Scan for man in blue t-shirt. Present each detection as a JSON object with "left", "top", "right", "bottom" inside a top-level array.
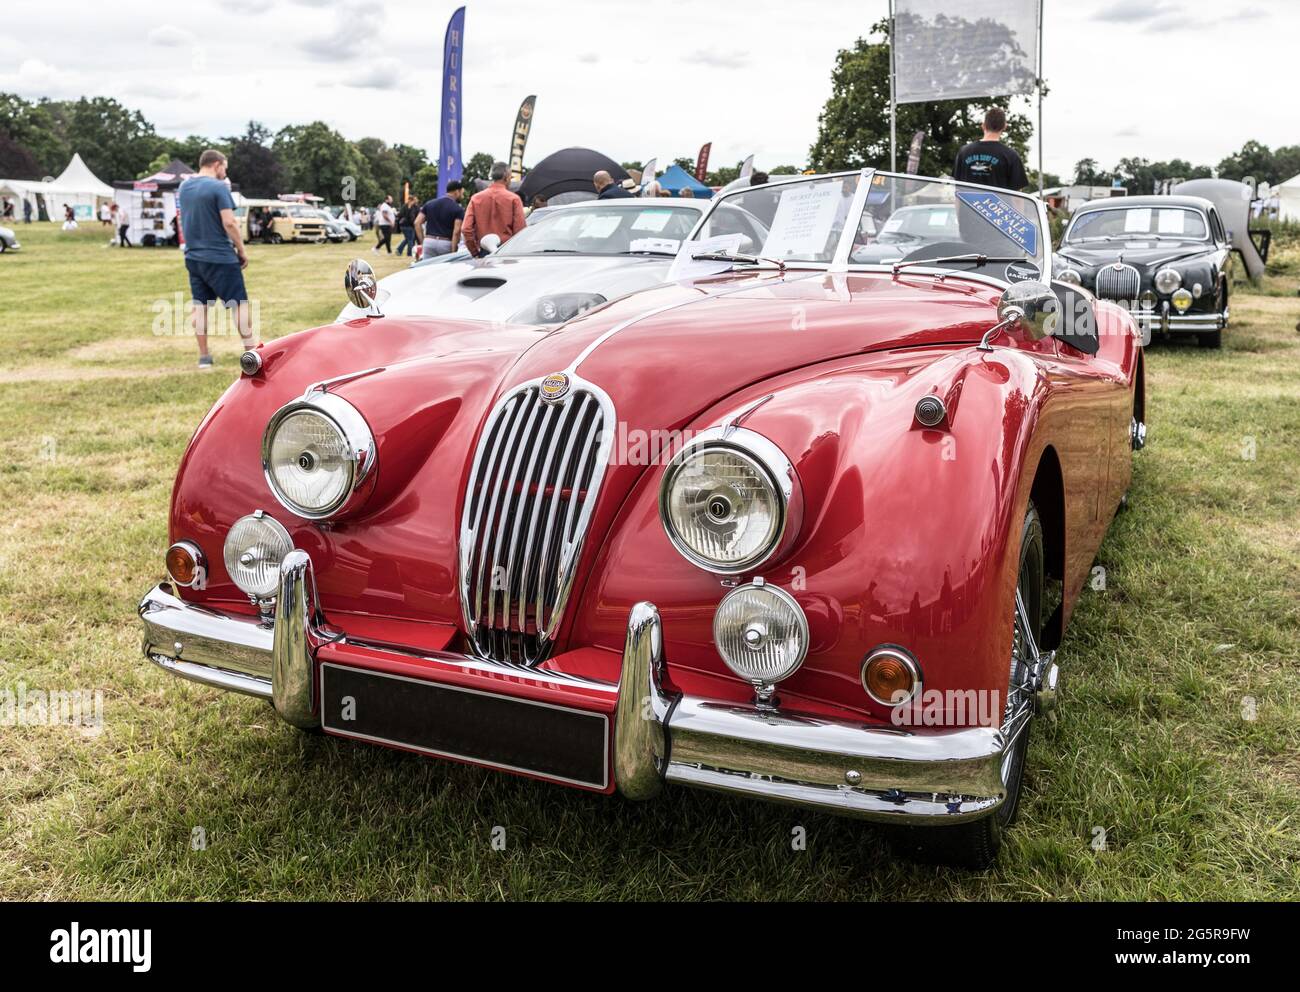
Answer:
[
  {"left": 176, "top": 149, "right": 256, "bottom": 371},
  {"left": 415, "top": 181, "right": 465, "bottom": 258}
]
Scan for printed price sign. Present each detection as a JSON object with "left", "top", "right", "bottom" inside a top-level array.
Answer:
[{"left": 956, "top": 190, "right": 1038, "bottom": 255}]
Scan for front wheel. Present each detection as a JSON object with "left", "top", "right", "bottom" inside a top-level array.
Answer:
[
  {"left": 1198, "top": 329, "right": 1222, "bottom": 349},
  {"left": 885, "top": 502, "right": 1044, "bottom": 869}
]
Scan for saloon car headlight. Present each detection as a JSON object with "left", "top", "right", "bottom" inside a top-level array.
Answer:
[
  {"left": 659, "top": 428, "right": 799, "bottom": 574},
  {"left": 1057, "top": 268, "right": 1082, "bottom": 285},
  {"left": 223, "top": 512, "right": 293, "bottom": 599},
  {"left": 514, "top": 293, "right": 607, "bottom": 324},
  {"left": 262, "top": 393, "right": 375, "bottom": 520},
  {"left": 714, "top": 580, "right": 809, "bottom": 687},
  {"left": 1154, "top": 268, "right": 1182, "bottom": 295}
]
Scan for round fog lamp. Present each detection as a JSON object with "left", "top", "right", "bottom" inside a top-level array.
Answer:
[
  {"left": 713, "top": 581, "right": 808, "bottom": 688},
  {"left": 1172, "top": 288, "right": 1193, "bottom": 313},
  {"left": 223, "top": 512, "right": 293, "bottom": 600},
  {"left": 862, "top": 646, "right": 922, "bottom": 706},
  {"left": 1139, "top": 291, "right": 1157, "bottom": 311}
]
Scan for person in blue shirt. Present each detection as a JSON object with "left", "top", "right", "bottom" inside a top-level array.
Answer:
[{"left": 176, "top": 150, "right": 256, "bottom": 371}]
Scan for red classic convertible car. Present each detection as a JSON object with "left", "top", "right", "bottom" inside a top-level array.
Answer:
[{"left": 140, "top": 171, "right": 1145, "bottom": 867}]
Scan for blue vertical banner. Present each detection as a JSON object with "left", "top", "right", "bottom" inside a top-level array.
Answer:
[{"left": 438, "top": 6, "right": 466, "bottom": 198}]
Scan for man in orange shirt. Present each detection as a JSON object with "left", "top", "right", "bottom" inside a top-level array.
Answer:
[{"left": 461, "top": 161, "right": 526, "bottom": 256}]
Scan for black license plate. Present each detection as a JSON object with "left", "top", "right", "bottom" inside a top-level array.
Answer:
[{"left": 319, "top": 662, "right": 609, "bottom": 789}]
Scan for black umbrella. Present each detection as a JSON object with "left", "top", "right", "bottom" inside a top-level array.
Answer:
[{"left": 518, "top": 147, "right": 629, "bottom": 203}]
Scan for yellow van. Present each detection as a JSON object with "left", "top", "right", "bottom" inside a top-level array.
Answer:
[{"left": 237, "top": 199, "right": 330, "bottom": 244}]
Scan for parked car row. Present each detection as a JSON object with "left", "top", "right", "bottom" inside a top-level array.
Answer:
[{"left": 141, "top": 168, "right": 1149, "bottom": 867}]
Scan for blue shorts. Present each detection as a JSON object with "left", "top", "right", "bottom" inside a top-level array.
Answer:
[{"left": 185, "top": 258, "right": 248, "bottom": 306}]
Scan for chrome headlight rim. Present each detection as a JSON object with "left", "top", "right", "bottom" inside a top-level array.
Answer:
[
  {"left": 1154, "top": 267, "right": 1182, "bottom": 295},
  {"left": 658, "top": 426, "right": 802, "bottom": 576},
  {"left": 713, "top": 580, "right": 810, "bottom": 687},
  {"left": 1057, "top": 268, "right": 1082, "bottom": 286},
  {"left": 261, "top": 392, "right": 376, "bottom": 521}
]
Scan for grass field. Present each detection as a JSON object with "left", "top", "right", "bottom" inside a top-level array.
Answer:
[{"left": 1, "top": 222, "right": 1297, "bottom": 900}]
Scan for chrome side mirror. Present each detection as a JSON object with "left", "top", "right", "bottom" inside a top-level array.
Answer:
[
  {"left": 981, "top": 281, "right": 1058, "bottom": 350},
  {"left": 344, "top": 258, "right": 381, "bottom": 316}
]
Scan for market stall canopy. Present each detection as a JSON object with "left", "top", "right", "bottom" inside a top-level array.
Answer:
[
  {"left": 655, "top": 164, "right": 713, "bottom": 199},
  {"left": 52, "top": 153, "right": 115, "bottom": 198},
  {"left": 118, "top": 159, "right": 197, "bottom": 191},
  {"left": 1277, "top": 173, "right": 1300, "bottom": 224},
  {"left": 0, "top": 152, "right": 115, "bottom": 219},
  {"left": 1174, "top": 178, "right": 1265, "bottom": 281},
  {"left": 518, "top": 147, "right": 628, "bottom": 204}
]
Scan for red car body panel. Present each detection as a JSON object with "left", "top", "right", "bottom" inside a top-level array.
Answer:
[{"left": 168, "top": 269, "right": 1142, "bottom": 754}]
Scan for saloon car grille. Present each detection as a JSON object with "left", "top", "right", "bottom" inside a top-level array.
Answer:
[
  {"left": 1095, "top": 262, "right": 1141, "bottom": 301},
  {"left": 459, "top": 379, "right": 613, "bottom": 664}
]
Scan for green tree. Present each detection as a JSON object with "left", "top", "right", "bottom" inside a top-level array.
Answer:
[
  {"left": 0, "top": 129, "right": 42, "bottom": 178},
  {"left": 809, "top": 19, "right": 1031, "bottom": 179},
  {"left": 275, "top": 122, "right": 370, "bottom": 204},
  {"left": 223, "top": 121, "right": 286, "bottom": 199},
  {"left": 1114, "top": 156, "right": 1212, "bottom": 195},
  {"left": 411, "top": 164, "right": 439, "bottom": 204},
  {"left": 43, "top": 96, "right": 161, "bottom": 181},
  {"left": 390, "top": 143, "right": 429, "bottom": 183},
  {"left": 356, "top": 137, "right": 404, "bottom": 202},
  {"left": 1072, "top": 158, "right": 1111, "bottom": 186},
  {"left": 462, "top": 151, "right": 496, "bottom": 184},
  {"left": 0, "top": 93, "right": 68, "bottom": 175},
  {"left": 1217, "top": 140, "right": 1300, "bottom": 187}
]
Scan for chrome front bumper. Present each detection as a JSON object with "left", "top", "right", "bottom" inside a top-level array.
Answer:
[
  {"left": 139, "top": 558, "right": 1015, "bottom": 824},
  {"left": 1136, "top": 306, "right": 1228, "bottom": 334}
]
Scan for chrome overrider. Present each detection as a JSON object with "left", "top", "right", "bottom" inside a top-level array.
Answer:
[{"left": 139, "top": 559, "right": 1042, "bottom": 823}]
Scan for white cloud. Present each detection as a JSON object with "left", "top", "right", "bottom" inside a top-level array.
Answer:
[
  {"left": 0, "top": 0, "right": 1295, "bottom": 180},
  {"left": 147, "top": 25, "right": 195, "bottom": 47},
  {"left": 342, "top": 59, "right": 403, "bottom": 90}
]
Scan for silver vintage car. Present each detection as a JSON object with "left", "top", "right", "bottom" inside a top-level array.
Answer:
[{"left": 336, "top": 197, "right": 769, "bottom": 325}]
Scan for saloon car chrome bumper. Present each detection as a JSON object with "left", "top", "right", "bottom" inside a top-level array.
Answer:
[
  {"left": 139, "top": 561, "right": 1014, "bottom": 823},
  {"left": 1136, "top": 307, "right": 1228, "bottom": 334}
]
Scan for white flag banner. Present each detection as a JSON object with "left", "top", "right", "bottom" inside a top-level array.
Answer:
[{"left": 894, "top": 0, "right": 1039, "bottom": 104}]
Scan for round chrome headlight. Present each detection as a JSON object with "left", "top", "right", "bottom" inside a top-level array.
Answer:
[
  {"left": 262, "top": 393, "right": 375, "bottom": 520},
  {"left": 1057, "top": 268, "right": 1081, "bottom": 285},
  {"left": 1154, "top": 268, "right": 1182, "bottom": 295},
  {"left": 659, "top": 428, "right": 799, "bottom": 574},
  {"left": 223, "top": 512, "right": 293, "bottom": 599},
  {"left": 713, "top": 581, "right": 809, "bottom": 686}
]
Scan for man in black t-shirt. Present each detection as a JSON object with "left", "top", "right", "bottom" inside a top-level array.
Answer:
[
  {"left": 953, "top": 108, "right": 1029, "bottom": 191},
  {"left": 416, "top": 181, "right": 466, "bottom": 257}
]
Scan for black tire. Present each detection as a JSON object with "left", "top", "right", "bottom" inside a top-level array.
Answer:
[
  {"left": 0, "top": 240, "right": 7, "bottom": 253},
  {"left": 1198, "top": 330, "right": 1222, "bottom": 349},
  {"left": 885, "top": 503, "right": 1044, "bottom": 869}
]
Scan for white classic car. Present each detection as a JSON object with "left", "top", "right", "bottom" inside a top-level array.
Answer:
[
  {"left": 336, "top": 198, "right": 769, "bottom": 325},
  {"left": 0, "top": 224, "right": 20, "bottom": 252}
]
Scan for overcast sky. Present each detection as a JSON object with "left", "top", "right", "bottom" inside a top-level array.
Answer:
[{"left": 0, "top": 0, "right": 1293, "bottom": 179}]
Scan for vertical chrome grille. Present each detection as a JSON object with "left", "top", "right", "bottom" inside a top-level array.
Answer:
[
  {"left": 459, "top": 377, "right": 614, "bottom": 664},
  {"left": 1095, "top": 262, "right": 1140, "bottom": 302}
]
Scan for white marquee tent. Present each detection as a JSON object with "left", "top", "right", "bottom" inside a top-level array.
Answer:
[
  {"left": 1278, "top": 174, "right": 1300, "bottom": 223},
  {"left": 0, "top": 153, "right": 115, "bottom": 221}
]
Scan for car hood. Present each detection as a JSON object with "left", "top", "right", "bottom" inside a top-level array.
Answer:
[
  {"left": 179, "top": 268, "right": 1003, "bottom": 634},
  {"left": 337, "top": 253, "right": 677, "bottom": 323},
  {"left": 1056, "top": 243, "right": 1214, "bottom": 270}
]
